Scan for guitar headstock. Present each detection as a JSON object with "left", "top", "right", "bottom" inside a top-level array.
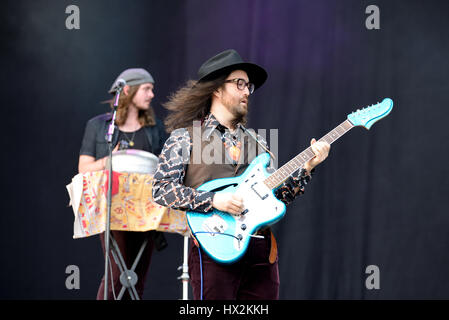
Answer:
[{"left": 347, "top": 98, "right": 393, "bottom": 130}]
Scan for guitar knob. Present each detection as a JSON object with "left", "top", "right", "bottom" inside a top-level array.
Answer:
[
  {"left": 241, "top": 224, "right": 247, "bottom": 230},
  {"left": 237, "top": 234, "right": 243, "bottom": 241}
]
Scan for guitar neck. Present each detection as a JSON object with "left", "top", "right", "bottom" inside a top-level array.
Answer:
[{"left": 264, "top": 119, "right": 354, "bottom": 190}]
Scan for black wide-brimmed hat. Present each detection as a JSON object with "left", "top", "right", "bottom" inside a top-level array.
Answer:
[{"left": 197, "top": 49, "right": 267, "bottom": 90}]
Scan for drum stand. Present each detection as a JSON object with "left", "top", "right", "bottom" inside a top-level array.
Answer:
[{"left": 108, "top": 233, "right": 148, "bottom": 300}]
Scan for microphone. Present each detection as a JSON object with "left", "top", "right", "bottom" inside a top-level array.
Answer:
[
  {"left": 112, "top": 78, "right": 126, "bottom": 92},
  {"left": 111, "top": 78, "right": 127, "bottom": 109}
]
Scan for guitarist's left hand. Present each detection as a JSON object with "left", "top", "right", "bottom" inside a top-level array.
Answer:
[{"left": 303, "top": 138, "right": 331, "bottom": 173}]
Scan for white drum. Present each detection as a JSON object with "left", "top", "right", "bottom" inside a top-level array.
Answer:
[{"left": 106, "top": 149, "right": 159, "bottom": 174}]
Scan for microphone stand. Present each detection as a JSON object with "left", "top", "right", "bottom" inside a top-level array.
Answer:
[{"left": 103, "top": 86, "right": 122, "bottom": 300}]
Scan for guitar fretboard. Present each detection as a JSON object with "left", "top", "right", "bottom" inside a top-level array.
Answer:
[{"left": 264, "top": 120, "right": 354, "bottom": 190}]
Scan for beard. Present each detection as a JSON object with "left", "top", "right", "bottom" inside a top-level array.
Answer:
[{"left": 222, "top": 94, "right": 249, "bottom": 126}]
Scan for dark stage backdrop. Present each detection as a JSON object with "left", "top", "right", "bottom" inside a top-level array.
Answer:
[{"left": 1, "top": 0, "right": 448, "bottom": 300}]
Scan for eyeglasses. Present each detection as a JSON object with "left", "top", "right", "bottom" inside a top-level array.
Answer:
[{"left": 224, "top": 78, "right": 255, "bottom": 94}]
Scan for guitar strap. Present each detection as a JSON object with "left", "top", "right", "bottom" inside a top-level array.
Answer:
[
  {"left": 240, "top": 125, "right": 278, "bottom": 265},
  {"left": 269, "top": 231, "right": 278, "bottom": 264},
  {"left": 240, "top": 125, "right": 277, "bottom": 161},
  {"left": 256, "top": 228, "right": 278, "bottom": 264}
]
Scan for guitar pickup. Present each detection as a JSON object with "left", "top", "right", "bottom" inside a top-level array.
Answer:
[{"left": 250, "top": 182, "right": 268, "bottom": 200}]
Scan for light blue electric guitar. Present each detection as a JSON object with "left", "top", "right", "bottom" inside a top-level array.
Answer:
[{"left": 187, "top": 98, "right": 394, "bottom": 264}]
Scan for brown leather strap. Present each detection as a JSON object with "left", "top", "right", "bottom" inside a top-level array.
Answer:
[
  {"left": 190, "top": 229, "right": 200, "bottom": 247},
  {"left": 269, "top": 230, "right": 278, "bottom": 264}
]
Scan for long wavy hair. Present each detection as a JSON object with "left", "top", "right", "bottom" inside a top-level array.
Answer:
[
  {"left": 108, "top": 84, "right": 156, "bottom": 126},
  {"left": 164, "top": 73, "right": 247, "bottom": 132}
]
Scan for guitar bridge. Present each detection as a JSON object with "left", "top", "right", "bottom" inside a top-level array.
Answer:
[{"left": 202, "top": 214, "right": 228, "bottom": 236}]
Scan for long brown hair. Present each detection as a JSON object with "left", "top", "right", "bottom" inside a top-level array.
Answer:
[
  {"left": 163, "top": 74, "right": 232, "bottom": 132},
  {"left": 108, "top": 84, "right": 156, "bottom": 126}
]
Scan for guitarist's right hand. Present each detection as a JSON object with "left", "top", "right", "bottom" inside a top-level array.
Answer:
[{"left": 212, "top": 193, "right": 245, "bottom": 216}]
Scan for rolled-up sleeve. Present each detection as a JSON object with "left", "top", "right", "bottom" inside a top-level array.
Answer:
[{"left": 79, "top": 118, "right": 97, "bottom": 157}]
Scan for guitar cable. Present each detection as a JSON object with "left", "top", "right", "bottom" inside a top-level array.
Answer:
[
  {"left": 192, "top": 231, "right": 241, "bottom": 300},
  {"left": 197, "top": 246, "right": 203, "bottom": 300},
  {"left": 193, "top": 231, "right": 240, "bottom": 240}
]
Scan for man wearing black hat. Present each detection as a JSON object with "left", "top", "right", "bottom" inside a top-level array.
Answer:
[
  {"left": 78, "top": 68, "right": 168, "bottom": 299},
  {"left": 152, "top": 50, "right": 330, "bottom": 299}
]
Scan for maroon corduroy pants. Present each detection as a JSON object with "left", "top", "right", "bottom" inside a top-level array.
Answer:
[{"left": 188, "top": 233, "right": 279, "bottom": 300}]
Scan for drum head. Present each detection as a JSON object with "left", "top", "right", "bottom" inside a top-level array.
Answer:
[{"left": 107, "top": 149, "right": 159, "bottom": 174}]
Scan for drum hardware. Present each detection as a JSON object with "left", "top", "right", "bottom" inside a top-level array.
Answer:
[
  {"left": 104, "top": 149, "right": 159, "bottom": 300},
  {"left": 177, "top": 236, "right": 190, "bottom": 300},
  {"left": 71, "top": 146, "right": 190, "bottom": 299},
  {"left": 109, "top": 236, "right": 149, "bottom": 300}
]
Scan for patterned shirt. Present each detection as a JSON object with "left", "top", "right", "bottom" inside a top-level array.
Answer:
[{"left": 152, "top": 113, "right": 314, "bottom": 212}]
